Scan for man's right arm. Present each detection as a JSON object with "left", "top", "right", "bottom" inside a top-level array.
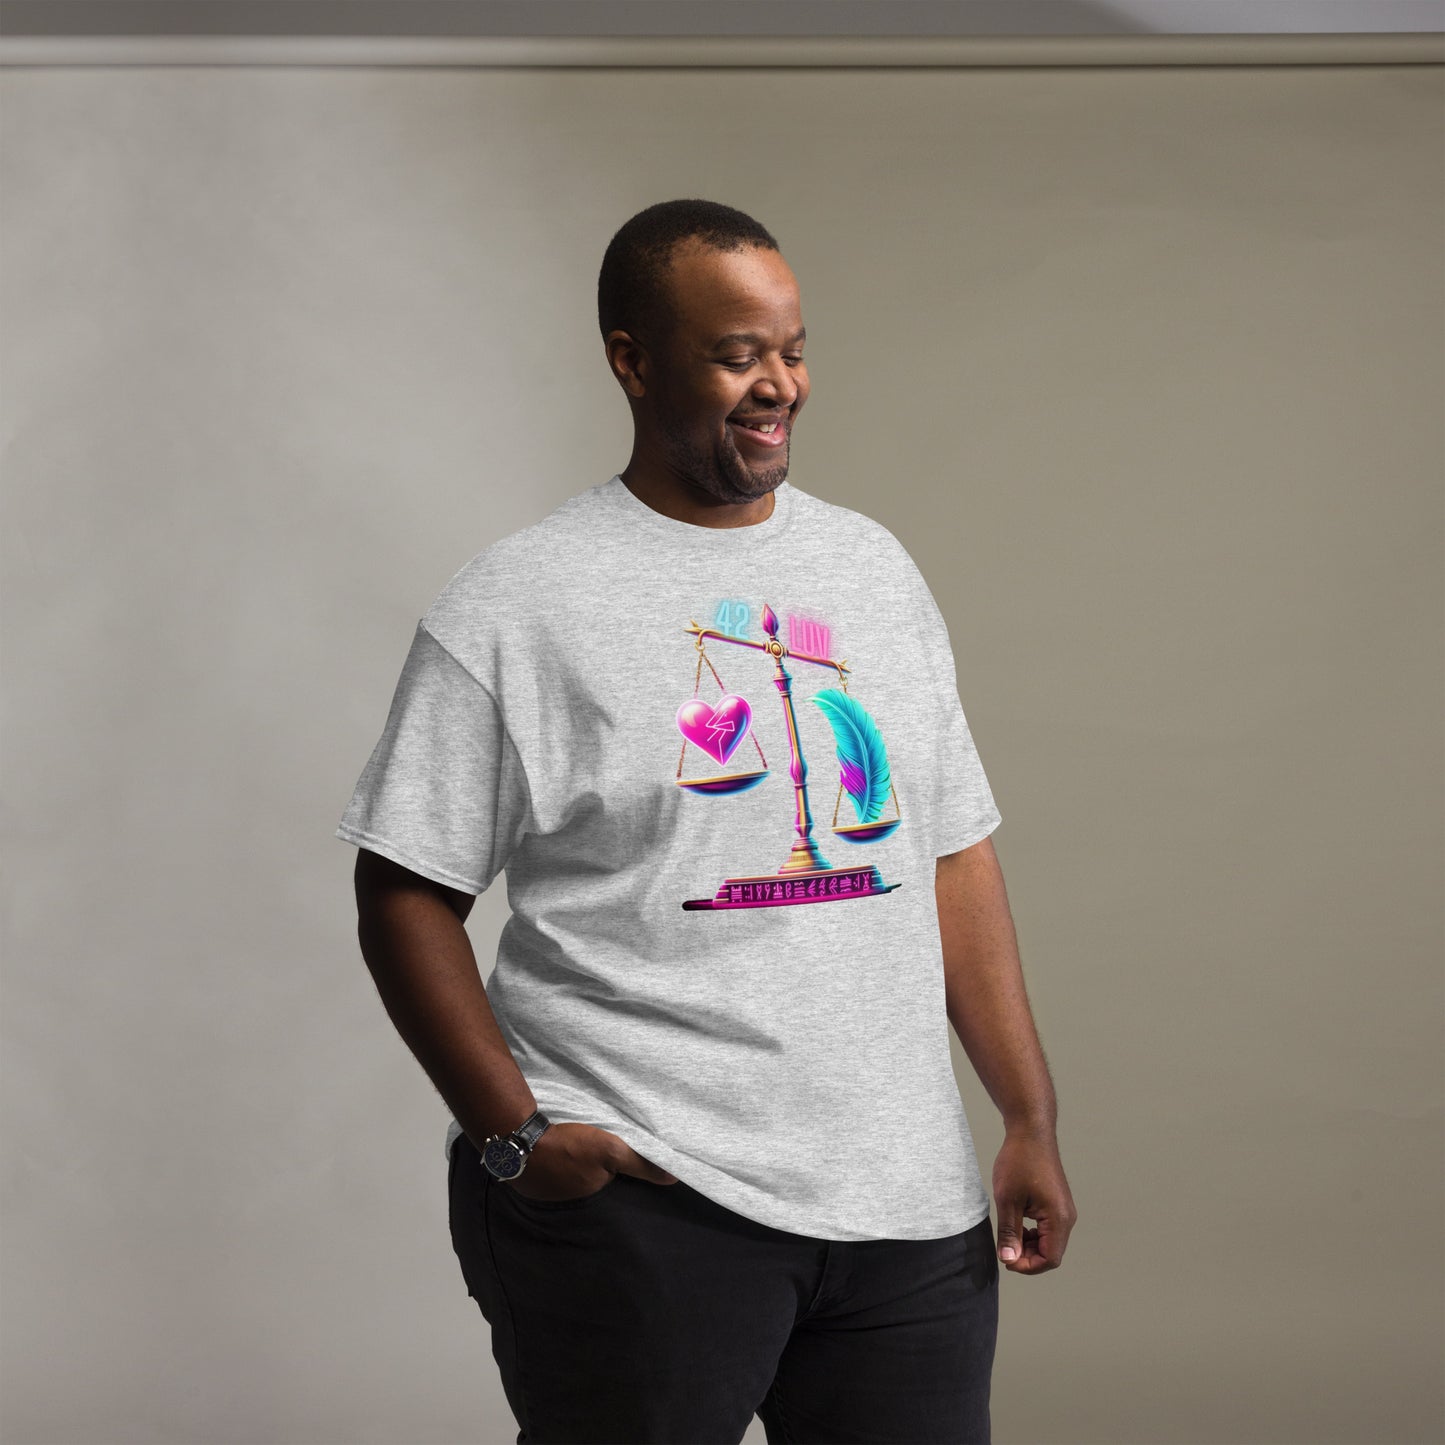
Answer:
[
  {"left": 350, "top": 847, "right": 678, "bottom": 1198},
  {"left": 351, "top": 847, "right": 538, "bottom": 1147}
]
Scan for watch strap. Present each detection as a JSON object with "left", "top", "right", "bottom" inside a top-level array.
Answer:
[{"left": 512, "top": 1109, "right": 551, "bottom": 1151}]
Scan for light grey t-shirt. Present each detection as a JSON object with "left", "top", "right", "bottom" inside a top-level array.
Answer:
[{"left": 335, "top": 474, "right": 1001, "bottom": 1241}]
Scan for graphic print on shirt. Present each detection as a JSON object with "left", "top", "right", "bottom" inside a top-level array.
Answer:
[{"left": 673, "top": 598, "right": 903, "bottom": 912}]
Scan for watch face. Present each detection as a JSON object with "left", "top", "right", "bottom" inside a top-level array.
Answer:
[{"left": 482, "top": 1138, "right": 525, "bottom": 1179}]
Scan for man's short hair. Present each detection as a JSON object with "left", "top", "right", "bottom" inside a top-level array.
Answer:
[{"left": 598, "top": 199, "right": 780, "bottom": 358}]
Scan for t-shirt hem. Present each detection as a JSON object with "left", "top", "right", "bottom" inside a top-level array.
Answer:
[
  {"left": 445, "top": 1114, "right": 991, "bottom": 1244},
  {"left": 334, "top": 824, "right": 486, "bottom": 895}
]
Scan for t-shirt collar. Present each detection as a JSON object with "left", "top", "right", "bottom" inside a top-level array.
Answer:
[{"left": 600, "top": 474, "right": 796, "bottom": 547}]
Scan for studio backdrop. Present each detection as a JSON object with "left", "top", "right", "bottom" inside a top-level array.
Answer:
[{"left": 3, "top": 31, "right": 1441, "bottom": 1445}]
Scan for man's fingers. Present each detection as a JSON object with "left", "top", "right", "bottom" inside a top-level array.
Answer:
[
  {"left": 621, "top": 1145, "right": 678, "bottom": 1185},
  {"left": 1007, "top": 1224, "right": 1062, "bottom": 1273},
  {"left": 1031, "top": 1209, "right": 1075, "bottom": 1269},
  {"left": 996, "top": 1206, "right": 1024, "bottom": 1262}
]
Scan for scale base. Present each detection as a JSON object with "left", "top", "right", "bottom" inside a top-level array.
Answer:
[{"left": 682, "top": 862, "right": 901, "bottom": 911}]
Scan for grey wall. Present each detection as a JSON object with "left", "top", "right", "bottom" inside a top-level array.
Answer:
[{"left": 2, "top": 36, "right": 1442, "bottom": 1445}]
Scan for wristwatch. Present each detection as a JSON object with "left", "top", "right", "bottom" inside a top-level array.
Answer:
[{"left": 480, "top": 1108, "right": 552, "bottom": 1180}]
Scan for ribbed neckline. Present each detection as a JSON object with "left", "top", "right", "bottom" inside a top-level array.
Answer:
[{"left": 597, "top": 473, "right": 796, "bottom": 547}]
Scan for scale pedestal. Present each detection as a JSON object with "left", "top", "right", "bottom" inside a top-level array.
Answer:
[{"left": 682, "top": 861, "right": 901, "bottom": 911}]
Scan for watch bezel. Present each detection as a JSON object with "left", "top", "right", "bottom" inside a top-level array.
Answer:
[{"left": 481, "top": 1135, "right": 528, "bottom": 1179}]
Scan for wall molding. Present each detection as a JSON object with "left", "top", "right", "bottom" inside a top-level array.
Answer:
[{"left": 2, "top": 32, "right": 1442, "bottom": 68}]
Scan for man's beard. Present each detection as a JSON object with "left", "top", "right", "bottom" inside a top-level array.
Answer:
[{"left": 657, "top": 416, "right": 789, "bottom": 505}]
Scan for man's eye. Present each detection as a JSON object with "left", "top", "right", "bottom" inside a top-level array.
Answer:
[{"left": 722, "top": 356, "right": 804, "bottom": 369}]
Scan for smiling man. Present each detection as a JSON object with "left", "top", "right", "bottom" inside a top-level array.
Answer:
[
  {"left": 337, "top": 198, "right": 1075, "bottom": 1444},
  {"left": 612, "top": 231, "right": 809, "bottom": 522}
]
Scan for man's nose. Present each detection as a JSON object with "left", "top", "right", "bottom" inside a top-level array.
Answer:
[{"left": 752, "top": 360, "right": 799, "bottom": 407}]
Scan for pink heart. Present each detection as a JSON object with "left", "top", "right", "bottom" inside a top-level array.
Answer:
[{"left": 676, "top": 694, "right": 752, "bottom": 766}]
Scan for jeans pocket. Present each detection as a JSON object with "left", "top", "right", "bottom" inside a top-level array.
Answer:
[{"left": 501, "top": 1170, "right": 626, "bottom": 1211}]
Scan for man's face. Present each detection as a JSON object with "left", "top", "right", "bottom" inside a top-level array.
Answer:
[{"left": 634, "top": 241, "right": 810, "bottom": 505}]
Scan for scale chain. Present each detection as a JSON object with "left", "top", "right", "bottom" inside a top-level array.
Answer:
[{"left": 676, "top": 638, "right": 769, "bottom": 779}]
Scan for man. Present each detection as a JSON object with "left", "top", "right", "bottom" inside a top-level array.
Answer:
[{"left": 336, "top": 198, "right": 1075, "bottom": 1445}]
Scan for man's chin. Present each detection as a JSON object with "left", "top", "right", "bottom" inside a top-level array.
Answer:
[
  {"left": 702, "top": 444, "right": 789, "bottom": 501},
  {"left": 729, "top": 478, "right": 784, "bottom": 505},
  {"left": 734, "top": 455, "right": 789, "bottom": 492}
]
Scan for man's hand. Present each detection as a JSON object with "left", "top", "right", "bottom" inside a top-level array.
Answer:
[
  {"left": 992, "top": 1124, "right": 1076, "bottom": 1273},
  {"left": 504, "top": 1121, "right": 679, "bottom": 1203}
]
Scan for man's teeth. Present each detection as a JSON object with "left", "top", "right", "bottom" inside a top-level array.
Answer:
[{"left": 738, "top": 421, "right": 777, "bottom": 432}]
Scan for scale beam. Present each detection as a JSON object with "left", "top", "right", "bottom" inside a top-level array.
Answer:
[{"left": 683, "top": 619, "right": 850, "bottom": 680}]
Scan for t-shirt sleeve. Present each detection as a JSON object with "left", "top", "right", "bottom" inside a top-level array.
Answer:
[
  {"left": 912, "top": 573, "right": 1002, "bottom": 856},
  {"left": 334, "top": 620, "right": 532, "bottom": 894}
]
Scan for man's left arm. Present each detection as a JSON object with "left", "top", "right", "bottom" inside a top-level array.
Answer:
[{"left": 936, "top": 833, "right": 1077, "bottom": 1274}]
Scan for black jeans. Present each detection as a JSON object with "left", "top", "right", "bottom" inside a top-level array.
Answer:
[{"left": 447, "top": 1131, "right": 998, "bottom": 1444}]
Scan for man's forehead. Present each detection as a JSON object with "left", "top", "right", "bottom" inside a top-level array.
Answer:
[
  {"left": 666, "top": 246, "right": 803, "bottom": 339},
  {"left": 707, "top": 326, "right": 808, "bottom": 349}
]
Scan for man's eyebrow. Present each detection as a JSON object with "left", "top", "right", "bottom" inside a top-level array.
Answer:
[{"left": 709, "top": 328, "right": 807, "bottom": 349}]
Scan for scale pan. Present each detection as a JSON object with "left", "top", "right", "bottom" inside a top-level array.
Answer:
[
  {"left": 676, "top": 769, "right": 769, "bottom": 796},
  {"left": 832, "top": 819, "right": 902, "bottom": 843}
]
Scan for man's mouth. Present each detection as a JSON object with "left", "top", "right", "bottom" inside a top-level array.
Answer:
[{"left": 728, "top": 415, "right": 789, "bottom": 449}]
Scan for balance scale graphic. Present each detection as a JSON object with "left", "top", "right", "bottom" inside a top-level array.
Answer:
[{"left": 675, "top": 601, "right": 903, "bottom": 911}]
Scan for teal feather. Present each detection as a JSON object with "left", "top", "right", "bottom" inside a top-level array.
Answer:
[{"left": 812, "top": 688, "right": 892, "bottom": 824}]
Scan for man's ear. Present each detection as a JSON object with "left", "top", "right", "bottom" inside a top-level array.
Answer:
[{"left": 605, "top": 330, "right": 648, "bottom": 400}]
